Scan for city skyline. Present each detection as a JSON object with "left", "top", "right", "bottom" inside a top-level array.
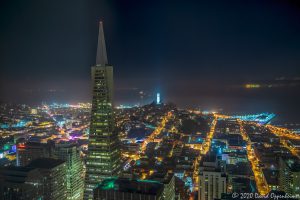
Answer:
[
  {"left": 0, "top": 0, "right": 300, "bottom": 123},
  {"left": 1, "top": 2, "right": 300, "bottom": 199}
]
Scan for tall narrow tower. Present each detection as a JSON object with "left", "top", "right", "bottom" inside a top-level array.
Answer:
[{"left": 84, "top": 21, "right": 120, "bottom": 200}]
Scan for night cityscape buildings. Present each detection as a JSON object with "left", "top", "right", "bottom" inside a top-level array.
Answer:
[
  {"left": 27, "top": 158, "right": 68, "bottom": 200},
  {"left": 84, "top": 22, "right": 121, "bottom": 200},
  {"left": 1, "top": 100, "right": 300, "bottom": 200},
  {"left": 14, "top": 140, "right": 84, "bottom": 200},
  {"left": 1, "top": 1, "right": 300, "bottom": 200},
  {"left": 16, "top": 140, "right": 52, "bottom": 167},
  {"left": 52, "top": 141, "right": 84, "bottom": 200},
  {"left": 279, "top": 156, "right": 300, "bottom": 196},
  {"left": 0, "top": 166, "right": 44, "bottom": 200},
  {"left": 198, "top": 154, "right": 227, "bottom": 200}
]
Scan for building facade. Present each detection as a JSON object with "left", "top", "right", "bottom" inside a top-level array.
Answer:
[
  {"left": 16, "top": 140, "right": 84, "bottom": 200},
  {"left": 0, "top": 158, "right": 68, "bottom": 200},
  {"left": 84, "top": 22, "right": 121, "bottom": 199},
  {"left": 52, "top": 141, "right": 84, "bottom": 200},
  {"left": 0, "top": 166, "right": 44, "bottom": 200},
  {"left": 279, "top": 157, "right": 300, "bottom": 197},
  {"left": 199, "top": 154, "right": 227, "bottom": 200},
  {"left": 16, "top": 141, "right": 52, "bottom": 166},
  {"left": 149, "top": 172, "right": 176, "bottom": 200},
  {"left": 28, "top": 158, "right": 68, "bottom": 200}
]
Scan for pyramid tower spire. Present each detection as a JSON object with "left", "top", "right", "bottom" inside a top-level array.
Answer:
[
  {"left": 85, "top": 21, "right": 120, "bottom": 200},
  {"left": 96, "top": 21, "right": 108, "bottom": 66}
]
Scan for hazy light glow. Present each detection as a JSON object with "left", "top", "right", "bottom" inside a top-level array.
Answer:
[{"left": 156, "top": 93, "right": 160, "bottom": 104}]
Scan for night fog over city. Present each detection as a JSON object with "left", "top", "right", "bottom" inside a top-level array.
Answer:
[
  {"left": 1, "top": 0, "right": 300, "bottom": 122},
  {"left": 1, "top": 1, "right": 300, "bottom": 200}
]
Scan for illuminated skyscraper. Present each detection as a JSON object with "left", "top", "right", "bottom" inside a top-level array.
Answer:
[
  {"left": 279, "top": 157, "right": 300, "bottom": 196},
  {"left": 198, "top": 154, "right": 227, "bottom": 200},
  {"left": 52, "top": 141, "right": 84, "bottom": 200},
  {"left": 28, "top": 158, "right": 68, "bottom": 200},
  {"left": 16, "top": 140, "right": 84, "bottom": 200},
  {"left": 84, "top": 21, "right": 121, "bottom": 200}
]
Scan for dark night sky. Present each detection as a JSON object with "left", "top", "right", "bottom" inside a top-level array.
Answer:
[{"left": 0, "top": 0, "right": 300, "bottom": 122}]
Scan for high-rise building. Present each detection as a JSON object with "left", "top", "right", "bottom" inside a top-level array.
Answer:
[
  {"left": 0, "top": 166, "right": 44, "bottom": 200},
  {"left": 16, "top": 140, "right": 84, "bottom": 200},
  {"left": 279, "top": 156, "right": 300, "bottom": 197},
  {"left": 149, "top": 172, "right": 176, "bottom": 200},
  {"left": 0, "top": 158, "right": 68, "bottom": 200},
  {"left": 52, "top": 141, "right": 84, "bottom": 200},
  {"left": 84, "top": 21, "right": 121, "bottom": 200},
  {"left": 199, "top": 154, "right": 227, "bottom": 200},
  {"left": 93, "top": 178, "right": 164, "bottom": 200},
  {"left": 27, "top": 158, "right": 68, "bottom": 200},
  {"left": 16, "top": 141, "right": 52, "bottom": 166}
]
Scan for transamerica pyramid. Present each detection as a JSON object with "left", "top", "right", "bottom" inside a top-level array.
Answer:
[{"left": 84, "top": 21, "right": 121, "bottom": 200}]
